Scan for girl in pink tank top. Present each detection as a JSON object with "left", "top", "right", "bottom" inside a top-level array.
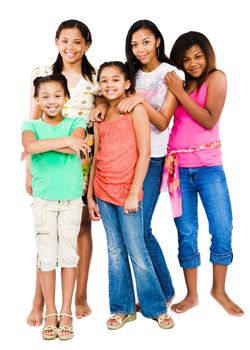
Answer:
[
  {"left": 87, "top": 61, "right": 175, "bottom": 330},
  {"left": 162, "top": 31, "right": 243, "bottom": 317}
]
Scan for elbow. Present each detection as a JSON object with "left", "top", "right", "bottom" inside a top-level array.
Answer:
[
  {"left": 23, "top": 145, "right": 32, "bottom": 154},
  {"left": 158, "top": 123, "right": 168, "bottom": 132},
  {"left": 205, "top": 122, "right": 217, "bottom": 130},
  {"left": 24, "top": 144, "right": 36, "bottom": 155}
]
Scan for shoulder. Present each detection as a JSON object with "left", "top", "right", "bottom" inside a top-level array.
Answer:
[
  {"left": 207, "top": 70, "right": 227, "bottom": 88},
  {"left": 161, "top": 62, "right": 185, "bottom": 80},
  {"left": 130, "top": 104, "right": 148, "bottom": 120},
  {"left": 69, "top": 116, "right": 87, "bottom": 128},
  {"left": 22, "top": 119, "right": 40, "bottom": 132},
  {"left": 31, "top": 65, "right": 52, "bottom": 80}
]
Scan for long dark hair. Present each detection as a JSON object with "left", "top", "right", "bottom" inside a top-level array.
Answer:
[
  {"left": 170, "top": 31, "right": 217, "bottom": 89},
  {"left": 52, "top": 19, "right": 95, "bottom": 83},
  {"left": 125, "top": 19, "right": 170, "bottom": 88}
]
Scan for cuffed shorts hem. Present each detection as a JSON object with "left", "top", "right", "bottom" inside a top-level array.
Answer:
[
  {"left": 210, "top": 250, "right": 233, "bottom": 265},
  {"left": 179, "top": 253, "right": 201, "bottom": 268},
  {"left": 38, "top": 264, "right": 57, "bottom": 272}
]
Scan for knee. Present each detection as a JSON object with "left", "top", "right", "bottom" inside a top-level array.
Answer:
[{"left": 78, "top": 219, "right": 91, "bottom": 238}]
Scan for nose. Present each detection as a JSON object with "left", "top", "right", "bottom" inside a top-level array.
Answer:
[
  {"left": 137, "top": 44, "right": 144, "bottom": 52},
  {"left": 47, "top": 97, "right": 56, "bottom": 104}
]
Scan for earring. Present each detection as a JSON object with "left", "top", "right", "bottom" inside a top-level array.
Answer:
[{"left": 157, "top": 47, "right": 160, "bottom": 58}]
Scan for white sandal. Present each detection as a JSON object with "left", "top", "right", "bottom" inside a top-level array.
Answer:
[
  {"left": 107, "top": 313, "right": 136, "bottom": 330},
  {"left": 42, "top": 313, "right": 58, "bottom": 340},
  {"left": 58, "top": 313, "right": 74, "bottom": 340}
]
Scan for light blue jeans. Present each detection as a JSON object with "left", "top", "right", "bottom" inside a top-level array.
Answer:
[
  {"left": 143, "top": 157, "right": 175, "bottom": 301},
  {"left": 96, "top": 197, "right": 167, "bottom": 318},
  {"left": 174, "top": 166, "right": 233, "bottom": 268}
]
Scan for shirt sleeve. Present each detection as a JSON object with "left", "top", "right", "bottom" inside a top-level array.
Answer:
[
  {"left": 172, "top": 66, "right": 185, "bottom": 80},
  {"left": 31, "top": 66, "right": 52, "bottom": 81},
  {"left": 72, "top": 117, "right": 87, "bottom": 131},
  {"left": 91, "top": 72, "right": 101, "bottom": 96},
  {"left": 21, "top": 120, "right": 35, "bottom": 133}
]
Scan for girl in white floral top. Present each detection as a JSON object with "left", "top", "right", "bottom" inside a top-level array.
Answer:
[{"left": 26, "top": 19, "right": 107, "bottom": 330}]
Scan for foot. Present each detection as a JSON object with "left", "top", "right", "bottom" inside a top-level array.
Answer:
[
  {"left": 171, "top": 294, "right": 199, "bottom": 313},
  {"left": 107, "top": 313, "right": 136, "bottom": 330},
  {"left": 58, "top": 313, "right": 74, "bottom": 340},
  {"left": 26, "top": 304, "right": 44, "bottom": 327},
  {"left": 42, "top": 313, "right": 58, "bottom": 340},
  {"left": 210, "top": 289, "right": 244, "bottom": 316},
  {"left": 155, "top": 313, "right": 175, "bottom": 329},
  {"left": 75, "top": 300, "right": 92, "bottom": 318},
  {"left": 135, "top": 303, "right": 141, "bottom": 313}
]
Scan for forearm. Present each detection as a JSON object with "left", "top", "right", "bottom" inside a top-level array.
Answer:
[
  {"left": 24, "top": 137, "right": 71, "bottom": 154},
  {"left": 129, "top": 153, "right": 150, "bottom": 197},
  {"left": 55, "top": 147, "right": 77, "bottom": 154},
  {"left": 142, "top": 100, "right": 170, "bottom": 131},
  {"left": 176, "top": 91, "right": 215, "bottom": 129},
  {"left": 87, "top": 158, "right": 96, "bottom": 200}
]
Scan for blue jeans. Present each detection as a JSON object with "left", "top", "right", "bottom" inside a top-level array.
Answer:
[
  {"left": 174, "top": 166, "right": 233, "bottom": 268},
  {"left": 96, "top": 197, "right": 167, "bottom": 318},
  {"left": 143, "top": 157, "right": 175, "bottom": 301}
]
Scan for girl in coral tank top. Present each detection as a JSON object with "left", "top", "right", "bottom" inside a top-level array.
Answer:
[
  {"left": 162, "top": 31, "right": 243, "bottom": 316},
  {"left": 87, "top": 61, "right": 175, "bottom": 330}
]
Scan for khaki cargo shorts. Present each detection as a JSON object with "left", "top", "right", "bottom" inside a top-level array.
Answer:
[{"left": 32, "top": 197, "right": 83, "bottom": 271}]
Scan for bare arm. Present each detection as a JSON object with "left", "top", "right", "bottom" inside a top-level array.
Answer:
[
  {"left": 166, "top": 70, "right": 227, "bottom": 129},
  {"left": 55, "top": 127, "right": 86, "bottom": 154},
  {"left": 87, "top": 123, "right": 101, "bottom": 220},
  {"left": 124, "top": 104, "right": 151, "bottom": 213},
  {"left": 22, "top": 129, "right": 87, "bottom": 157},
  {"left": 117, "top": 91, "right": 177, "bottom": 131}
]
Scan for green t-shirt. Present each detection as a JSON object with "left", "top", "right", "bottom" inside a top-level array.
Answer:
[{"left": 22, "top": 117, "right": 86, "bottom": 200}]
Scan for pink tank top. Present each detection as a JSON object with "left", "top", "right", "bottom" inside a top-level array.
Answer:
[
  {"left": 168, "top": 81, "right": 222, "bottom": 167},
  {"left": 94, "top": 114, "right": 143, "bottom": 206}
]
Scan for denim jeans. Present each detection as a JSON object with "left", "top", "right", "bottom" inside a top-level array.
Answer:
[
  {"left": 143, "top": 157, "right": 175, "bottom": 301},
  {"left": 174, "top": 166, "right": 233, "bottom": 268},
  {"left": 96, "top": 197, "right": 167, "bottom": 318}
]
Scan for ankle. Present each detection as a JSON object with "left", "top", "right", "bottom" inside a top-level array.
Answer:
[
  {"left": 32, "top": 301, "right": 44, "bottom": 310},
  {"left": 75, "top": 295, "right": 87, "bottom": 303}
]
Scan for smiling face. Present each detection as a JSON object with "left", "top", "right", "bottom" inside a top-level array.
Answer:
[
  {"left": 183, "top": 44, "right": 207, "bottom": 78},
  {"left": 131, "top": 28, "right": 160, "bottom": 69},
  {"left": 98, "top": 66, "right": 131, "bottom": 102},
  {"left": 56, "top": 27, "right": 90, "bottom": 65},
  {"left": 36, "top": 81, "right": 67, "bottom": 122}
]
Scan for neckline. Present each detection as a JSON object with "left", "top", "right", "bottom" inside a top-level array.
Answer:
[
  {"left": 68, "top": 76, "right": 83, "bottom": 90},
  {"left": 138, "top": 62, "right": 163, "bottom": 75},
  {"left": 40, "top": 117, "right": 66, "bottom": 127},
  {"left": 102, "top": 113, "right": 129, "bottom": 125}
]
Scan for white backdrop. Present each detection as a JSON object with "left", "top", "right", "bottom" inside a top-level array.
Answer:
[{"left": 1, "top": 0, "right": 249, "bottom": 349}]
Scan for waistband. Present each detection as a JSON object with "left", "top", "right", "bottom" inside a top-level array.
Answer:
[{"left": 160, "top": 141, "right": 221, "bottom": 218}]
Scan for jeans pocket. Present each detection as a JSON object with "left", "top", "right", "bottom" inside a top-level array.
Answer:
[
  {"left": 69, "top": 198, "right": 83, "bottom": 224},
  {"left": 32, "top": 198, "right": 47, "bottom": 226}
]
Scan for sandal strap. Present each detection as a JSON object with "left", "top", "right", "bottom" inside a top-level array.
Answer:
[
  {"left": 42, "top": 325, "right": 58, "bottom": 332},
  {"left": 157, "top": 313, "right": 173, "bottom": 326},
  {"left": 109, "top": 314, "right": 123, "bottom": 325},
  {"left": 158, "top": 313, "right": 171, "bottom": 322},
  {"left": 44, "top": 313, "right": 58, "bottom": 319},
  {"left": 60, "top": 313, "right": 73, "bottom": 319},
  {"left": 58, "top": 325, "right": 74, "bottom": 333}
]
